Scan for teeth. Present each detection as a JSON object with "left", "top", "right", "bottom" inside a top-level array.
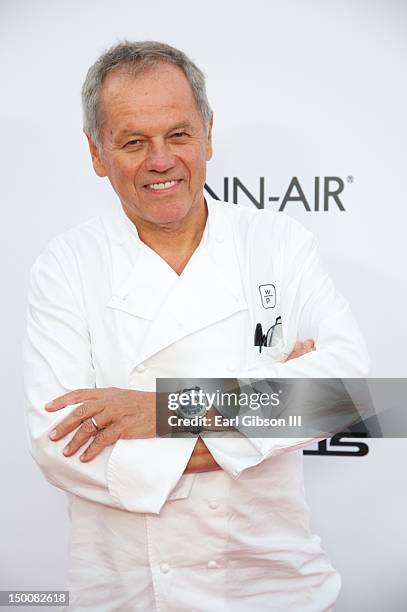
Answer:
[{"left": 147, "top": 180, "right": 178, "bottom": 190}]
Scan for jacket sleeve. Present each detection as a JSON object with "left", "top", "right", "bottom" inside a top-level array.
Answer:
[
  {"left": 202, "top": 221, "right": 370, "bottom": 477},
  {"left": 23, "top": 245, "right": 123, "bottom": 508},
  {"left": 23, "top": 244, "right": 195, "bottom": 513}
]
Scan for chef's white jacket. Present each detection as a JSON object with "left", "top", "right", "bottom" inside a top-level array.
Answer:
[{"left": 23, "top": 196, "right": 369, "bottom": 611}]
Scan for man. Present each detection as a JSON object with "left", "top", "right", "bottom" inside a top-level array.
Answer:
[{"left": 23, "top": 41, "right": 368, "bottom": 611}]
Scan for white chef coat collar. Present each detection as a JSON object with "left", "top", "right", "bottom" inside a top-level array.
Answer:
[{"left": 104, "top": 195, "right": 248, "bottom": 364}]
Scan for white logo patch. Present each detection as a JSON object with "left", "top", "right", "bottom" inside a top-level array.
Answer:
[{"left": 259, "top": 284, "right": 276, "bottom": 309}]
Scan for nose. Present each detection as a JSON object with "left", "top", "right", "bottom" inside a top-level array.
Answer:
[{"left": 144, "top": 139, "right": 176, "bottom": 173}]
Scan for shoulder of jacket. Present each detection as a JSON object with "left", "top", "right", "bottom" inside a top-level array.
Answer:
[
  {"left": 33, "top": 214, "right": 112, "bottom": 273},
  {"left": 50, "top": 214, "right": 108, "bottom": 248},
  {"left": 46, "top": 213, "right": 111, "bottom": 253}
]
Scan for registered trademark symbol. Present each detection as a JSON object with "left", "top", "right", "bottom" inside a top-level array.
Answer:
[{"left": 346, "top": 176, "right": 354, "bottom": 183}]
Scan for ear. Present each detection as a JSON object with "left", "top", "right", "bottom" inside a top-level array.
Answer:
[
  {"left": 84, "top": 130, "right": 108, "bottom": 177},
  {"left": 206, "top": 113, "right": 213, "bottom": 161}
]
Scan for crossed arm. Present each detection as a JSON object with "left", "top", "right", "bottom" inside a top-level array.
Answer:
[
  {"left": 25, "top": 229, "right": 368, "bottom": 512},
  {"left": 44, "top": 340, "right": 315, "bottom": 473}
]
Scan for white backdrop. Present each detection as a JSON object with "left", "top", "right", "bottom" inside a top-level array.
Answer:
[{"left": 1, "top": 1, "right": 406, "bottom": 610}]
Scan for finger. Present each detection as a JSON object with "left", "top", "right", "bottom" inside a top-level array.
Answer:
[
  {"left": 49, "top": 400, "right": 103, "bottom": 440},
  {"left": 293, "top": 345, "right": 314, "bottom": 358},
  {"left": 45, "top": 388, "right": 100, "bottom": 411},
  {"left": 286, "top": 343, "right": 304, "bottom": 361},
  {"left": 287, "top": 339, "right": 315, "bottom": 359},
  {"left": 303, "top": 339, "right": 315, "bottom": 350},
  {"left": 62, "top": 417, "right": 106, "bottom": 456},
  {"left": 80, "top": 425, "right": 121, "bottom": 462}
]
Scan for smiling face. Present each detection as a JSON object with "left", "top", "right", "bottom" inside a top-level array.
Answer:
[{"left": 87, "top": 62, "right": 213, "bottom": 229}]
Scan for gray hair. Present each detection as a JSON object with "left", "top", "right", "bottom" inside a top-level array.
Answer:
[{"left": 81, "top": 40, "right": 212, "bottom": 147}]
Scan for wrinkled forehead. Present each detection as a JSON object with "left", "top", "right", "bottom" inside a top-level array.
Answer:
[{"left": 99, "top": 62, "right": 197, "bottom": 120}]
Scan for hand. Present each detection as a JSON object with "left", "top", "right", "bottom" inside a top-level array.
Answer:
[
  {"left": 286, "top": 339, "right": 315, "bottom": 361},
  {"left": 46, "top": 387, "right": 155, "bottom": 462}
]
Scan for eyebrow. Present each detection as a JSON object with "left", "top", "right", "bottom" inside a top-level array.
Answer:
[{"left": 115, "top": 123, "right": 195, "bottom": 140}]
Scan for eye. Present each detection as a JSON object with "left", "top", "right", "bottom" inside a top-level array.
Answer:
[
  {"left": 125, "top": 139, "right": 143, "bottom": 147},
  {"left": 172, "top": 131, "right": 188, "bottom": 139}
]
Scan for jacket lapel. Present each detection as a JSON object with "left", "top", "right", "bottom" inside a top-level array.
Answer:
[
  {"left": 104, "top": 199, "right": 248, "bottom": 367},
  {"left": 107, "top": 246, "right": 178, "bottom": 321}
]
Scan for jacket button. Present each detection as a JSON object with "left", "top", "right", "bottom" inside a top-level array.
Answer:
[
  {"left": 216, "top": 234, "right": 224, "bottom": 243},
  {"left": 160, "top": 563, "right": 170, "bottom": 574},
  {"left": 135, "top": 363, "right": 146, "bottom": 373},
  {"left": 208, "top": 499, "right": 219, "bottom": 510},
  {"left": 207, "top": 560, "right": 218, "bottom": 569}
]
